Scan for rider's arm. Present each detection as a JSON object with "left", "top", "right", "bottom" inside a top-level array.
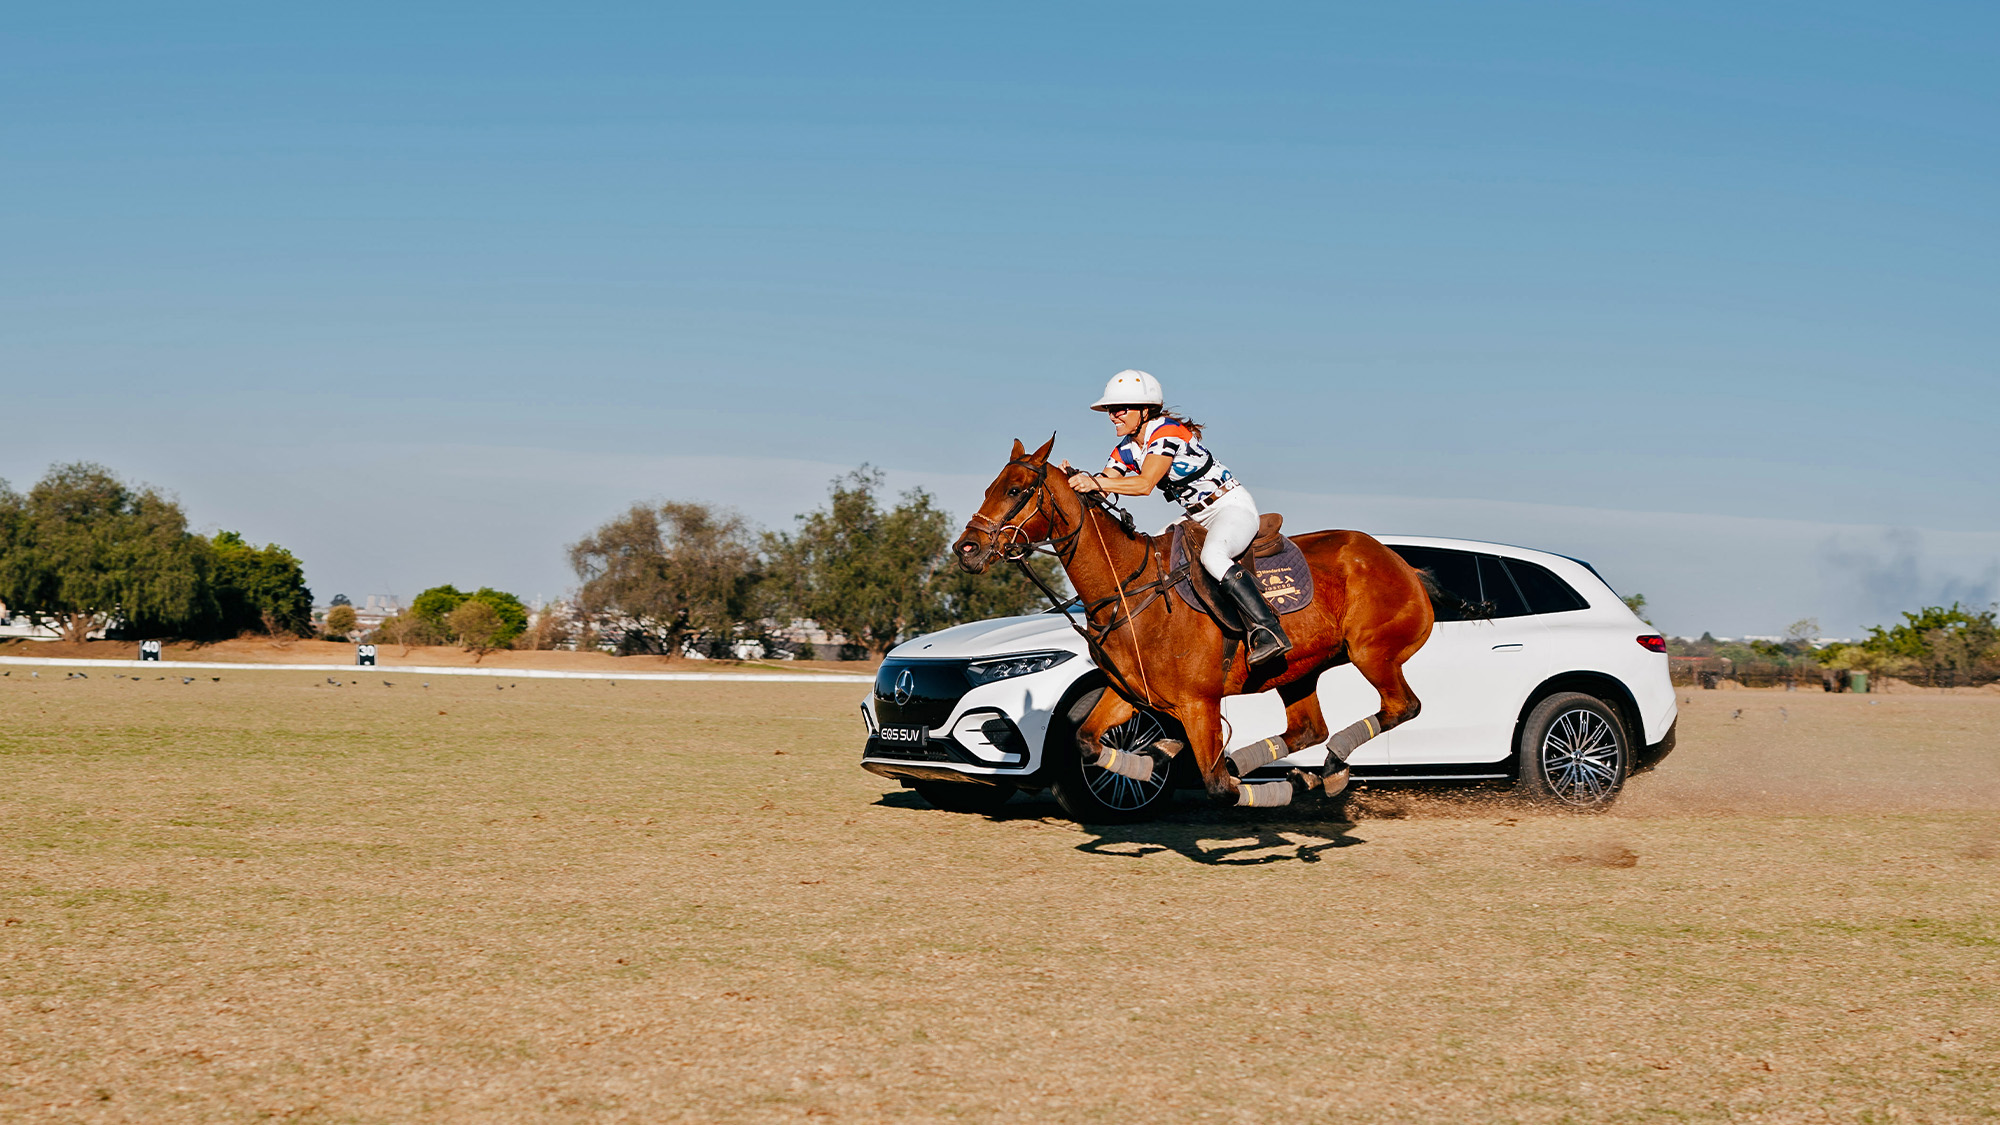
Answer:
[{"left": 1089, "top": 453, "right": 1173, "bottom": 496}]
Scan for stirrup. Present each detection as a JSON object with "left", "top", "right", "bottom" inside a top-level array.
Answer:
[{"left": 1246, "top": 624, "right": 1293, "bottom": 664}]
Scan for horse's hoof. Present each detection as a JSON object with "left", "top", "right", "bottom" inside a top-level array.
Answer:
[
  {"left": 1320, "top": 766, "right": 1351, "bottom": 799},
  {"left": 1287, "top": 769, "right": 1321, "bottom": 794}
]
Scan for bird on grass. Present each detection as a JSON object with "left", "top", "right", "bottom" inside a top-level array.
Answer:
[
  {"left": 1731, "top": 709, "right": 1742, "bottom": 720},
  {"left": 182, "top": 677, "right": 195, "bottom": 684},
  {"left": 383, "top": 681, "right": 394, "bottom": 687}
]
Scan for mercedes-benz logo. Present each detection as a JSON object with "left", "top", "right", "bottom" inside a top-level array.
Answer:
[{"left": 893, "top": 668, "right": 915, "bottom": 706}]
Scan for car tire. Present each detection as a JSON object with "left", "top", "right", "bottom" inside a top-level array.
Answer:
[
  {"left": 1514, "top": 691, "right": 1628, "bottom": 810},
  {"left": 910, "top": 780, "right": 1018, "bottom": 814},
  {"left": 1049, "top": 687, "right": 1182, "bottom": 824}
]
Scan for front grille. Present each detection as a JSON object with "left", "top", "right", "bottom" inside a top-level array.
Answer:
[{"left": 872, "top": 659, "right": 971, "bottom": 730}]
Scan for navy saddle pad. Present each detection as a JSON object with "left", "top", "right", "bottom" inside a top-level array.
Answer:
[{"left": 1170, "top": 526, "right": 1315, "bottom": 631}]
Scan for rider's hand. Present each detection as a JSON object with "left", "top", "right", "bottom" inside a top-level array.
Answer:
[{"left": 1069, "top": 471, "right": 1100, "bottom": 493}]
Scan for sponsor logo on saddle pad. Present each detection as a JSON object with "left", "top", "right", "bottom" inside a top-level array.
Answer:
[{"left": 1169, "top": 531, "right": 1315, "bottom": 620}]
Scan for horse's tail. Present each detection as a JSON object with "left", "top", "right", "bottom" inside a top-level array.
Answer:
[{"left": 1414, "top": 568, "right": 1494, "bottom": 622}]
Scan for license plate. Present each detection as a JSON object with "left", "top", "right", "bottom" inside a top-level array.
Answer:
[{"left": 878, "top": 725, "right": 928, "bottom": 746}]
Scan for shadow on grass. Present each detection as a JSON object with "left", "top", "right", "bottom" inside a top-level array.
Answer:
[
  {"left": 873, "top": 787, "right": 1366, "bottom": 865},
  {"left": 1069, "top": 804, "right": 1367, "bottom": 865}
]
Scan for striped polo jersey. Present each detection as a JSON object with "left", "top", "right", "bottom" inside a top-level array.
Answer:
[{"left": 1107, "top": 417, "right": 1235, "bottom": 510}]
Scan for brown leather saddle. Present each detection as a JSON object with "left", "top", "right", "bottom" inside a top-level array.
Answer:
[{"left": 1169, "top": 513, "right": 1315, "bottom": 633}]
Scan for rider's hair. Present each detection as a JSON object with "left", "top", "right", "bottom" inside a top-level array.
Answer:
[{"left": 1141, "top": 404, "right": 1203, "bottom": 440}]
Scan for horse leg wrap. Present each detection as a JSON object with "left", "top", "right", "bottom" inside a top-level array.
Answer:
[
  {"left": 1326, "top": 716, "right": 1382, "bottom": 763},
  {"left": 1227, "top": 736, "right": 1290, "bottom": 777},
  {"left": 1096, "top": 745, "right": 1156, "bottom": 782},
  {"left": 1236, "top": 780, "right": 1295, "bottom": 808}
]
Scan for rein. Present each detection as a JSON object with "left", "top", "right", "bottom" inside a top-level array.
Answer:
[{"left": 981, "top": 459, "right": 1192, "bottom": 709}]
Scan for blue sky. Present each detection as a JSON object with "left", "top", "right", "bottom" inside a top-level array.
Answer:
[{"left": 3, "top": 3, "right": 1995, "bottom": 635}]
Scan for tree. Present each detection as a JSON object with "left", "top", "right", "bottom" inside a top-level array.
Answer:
[
  {"left": 209, "top": 530, "right": 313, "bottom": 638},
  {"left": 764, "top": 467, "right": 1067, "bottom": 656},
  {"left": 411, "top": 585, "right": 468, "bottom": 627},
  {"left": 467, "top": 587, "right": 529, "bottom": 646},
  {"left": 1855, "top": 603, "right": 2000, "bottom": 685},
  {"left": 926, "top": 549, "right": 1068, "bottom": 625},
  {"left": 1860, "top": 603, "right": 1997, "bottom": 662},
  {"left": 404, "top": 584, "right": 527, "bottom": 646},
  {"left": 514, "top": 601, "right": 572, "bottom": 651},
  {"left": 569, "top": 501, "right": 761, "bottom": 656},
  {"left": 0, "top": 463, "right": 215, "bottom": 641},
  {"left": 1622, "top": 593, "right": 1650, "bottom": 624},
  {"left": 449, "top": 599, "right": 505, "bottom": 660},
  {"left": 372, "top": 611, "right": 441, "bottom": 653},
  {"left": 324, "top": 604, "right": 359, "bottom": 639}
]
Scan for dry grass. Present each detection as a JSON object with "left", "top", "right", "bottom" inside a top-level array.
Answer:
[
  {"left": 1, "top": 674, "right": 1995, "bottom": 1122},
  {"left": 0, "top": 637, "right": 878, "bottom": 675}
]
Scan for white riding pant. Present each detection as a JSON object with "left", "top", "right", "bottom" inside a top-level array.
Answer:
[{"left": 1191, "top": 486, "right": 1259, "bottom": 581}]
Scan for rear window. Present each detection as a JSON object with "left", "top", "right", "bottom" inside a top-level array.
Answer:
[
  {"left": 1391, "top": 545, "right": 1591, "bottom": 619},
  {"left": 1476, "top": 555, "right": 1530, "bottom": 618},
  {"left": 1500, "top": 558, "right": 1591, "bottom": 614},
  {"left": 1388, "top": 546, "right": 1483, "bottom": 622}
]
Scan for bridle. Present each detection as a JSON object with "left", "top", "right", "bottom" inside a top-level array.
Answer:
[
  {"left": 961, "top": 456, "right": 1083, "bottom": 566},
  {"left": 964, "top": 456, "right": 1192, "bottom": 708}
]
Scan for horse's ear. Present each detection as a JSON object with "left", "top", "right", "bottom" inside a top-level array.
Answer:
[
  {"left": 1010, "top": 438, "right": 1026, "bottom": 460},
  {"left": 1030, "top": 434, "right": 1056, "bottom": 463}
]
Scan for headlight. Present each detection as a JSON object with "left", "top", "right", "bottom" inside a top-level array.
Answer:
[{"left": 964, "top": 650, "right": 1074, "bottom": 686}]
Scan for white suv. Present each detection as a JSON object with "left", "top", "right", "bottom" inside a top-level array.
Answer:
[{"left": 860, "top": 536, "right": 1677, "bottom": 822}]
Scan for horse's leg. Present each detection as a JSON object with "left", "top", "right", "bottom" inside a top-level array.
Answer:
[
  {"left": 1321, "top": 638, "right": 1422, "bottom": 783},
  {"left": 1225, "top": 675, "right": 1330, "bottom": 776},
  {"left": 1199, "top": 688, "right": 1319, "bottom": 810},
  {"left": 1071, "top": 688, "right": 1177, "bottom": 783},
  {"left": 1178, "top": 697, "right": 1245, "bottom": 805}
]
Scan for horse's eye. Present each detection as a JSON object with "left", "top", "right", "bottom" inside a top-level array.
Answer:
[{"left": 1007, "top": 487, "right": 1022, "bottom": 497}]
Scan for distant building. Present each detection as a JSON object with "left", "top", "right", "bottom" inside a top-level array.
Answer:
[{"left": 310, "top": 595, "right": 403, "bottom": 633}]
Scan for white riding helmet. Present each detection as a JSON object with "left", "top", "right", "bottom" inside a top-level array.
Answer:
[{"left": 1090, "top": 369, "right": 1164, "bottom": 411}]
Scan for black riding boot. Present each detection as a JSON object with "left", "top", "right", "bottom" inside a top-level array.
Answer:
[{"left": 1219, "top": 564, "right": 1294, "bottom": 665}]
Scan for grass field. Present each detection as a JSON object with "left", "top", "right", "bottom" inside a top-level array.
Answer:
[{"left": 2, "top": 671, "right": 1996, "bottom": 1122}]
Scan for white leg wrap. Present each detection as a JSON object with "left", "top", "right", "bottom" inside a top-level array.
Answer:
[
  {"left": 1327, "top": 716, "right": 1382, "bottom": 763},
  {"left": 1097, "top": 745, "right": 1155, "bottom": 781},
  {"left": 1227, "top": 735, "right": 1289, "bottom": 776},
  {"left": 1236, "top": 780, "right": 1294, "bottom": 808}
]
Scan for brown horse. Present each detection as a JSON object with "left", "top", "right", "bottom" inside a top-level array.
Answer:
[{"left": 953, "top": 437, "right": 1436, "bottom": 809}]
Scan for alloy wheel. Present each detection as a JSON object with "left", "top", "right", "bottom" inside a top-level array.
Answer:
[{"left": 1540, "top": 707, "right": 1623, "bottom": 805}]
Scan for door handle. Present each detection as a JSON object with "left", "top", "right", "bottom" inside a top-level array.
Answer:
[{"left": 1492, "top": 643, "right": 1524, "bottom": 652}]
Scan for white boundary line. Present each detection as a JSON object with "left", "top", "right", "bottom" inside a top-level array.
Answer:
[{"left": 0, "top": 655, "right": 873, "bottom": 684}]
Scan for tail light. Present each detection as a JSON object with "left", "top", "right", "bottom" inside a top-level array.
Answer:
[{"left": 1637, "top": 634, "right": 1666, "bottom": 653}]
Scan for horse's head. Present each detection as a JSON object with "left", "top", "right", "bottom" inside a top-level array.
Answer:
[{"left": 954, "top": 436, "right": 1062, "bottom": 574}]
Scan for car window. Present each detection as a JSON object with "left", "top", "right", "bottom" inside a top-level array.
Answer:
[
  {"left": 1387, "top": 545, "right": 1482, "bottom": 622},
  {"left": 1476, "top": 554, "right": 1531, "bottom": 618},
  {"left": 1502, "top": 557, "right": 1591, "bottom": 614}
]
